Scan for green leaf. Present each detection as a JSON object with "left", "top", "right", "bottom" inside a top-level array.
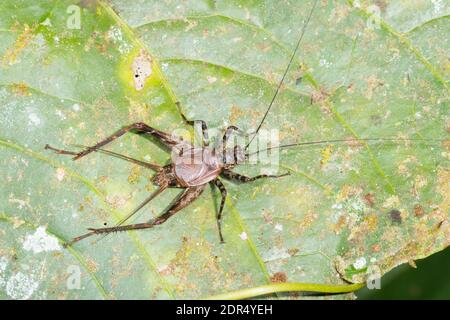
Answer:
[{"left": 0, "top": 0, "right": 448, "bottom": 299}]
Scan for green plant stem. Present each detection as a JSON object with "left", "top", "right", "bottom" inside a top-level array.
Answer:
[{"left": 204, "top": 282, "right": 366, "bottom": 300}]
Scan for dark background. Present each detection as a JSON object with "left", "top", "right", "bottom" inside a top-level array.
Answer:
[{"left": 357, "top": 247, "right": 450, "bottom": 299}]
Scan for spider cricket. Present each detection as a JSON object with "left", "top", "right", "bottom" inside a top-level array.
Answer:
[{"left": 45, "top": 0, "right": 446, "bottom": 247}]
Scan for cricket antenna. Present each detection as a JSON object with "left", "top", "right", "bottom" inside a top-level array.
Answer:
[
  {"left": 245, "top": 0, "right": 319, "bottom": 150},
  {"left": 245, "top": 137, "right": 448, "bottom": 157}
]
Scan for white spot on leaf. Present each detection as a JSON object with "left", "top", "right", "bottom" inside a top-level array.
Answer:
[
  {"left": 262, "top": 247, "right": 290, "bottom": 262},
  {"left": 353, "top": 257, "right": 367, "bottom": 270},
  {"left": 132, "top": 49, "right": 152, "bottom": 91},
  {"left": 28, "top": 113, "right": 41, "bottom": 126},
  {"left": 56, "top": 168, "right": 65, "bottom": 181},
  {"left": 274, "top": 223, "right": 283, "bottom": 231},
  {"left": 72, "top": 103, "right": 80, "bottom": 112},
  {"left": 239, "top": 232, "right": 248, "bottom": 240},
  {"left": 107, "top": 26, "right": 131, "bottom": 54},
  {"left": 23, "top": 227, "right": 61, "bottom": 254},
  {"left": 206, "top": 76, "right": 217, "bottom": 83},
  {"left": 0, "top": 256, "right": 9, "bottom": 287},
  {"left": 6, "top": 272, "right": 39, "bottom": 300}
]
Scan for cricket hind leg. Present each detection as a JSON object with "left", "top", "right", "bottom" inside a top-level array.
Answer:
[
  {"left": 64, "top": 184, "right": 168, "bottom": 247},
  {"left": 45, "top": 122, "right": 180, "bottom": 161},
  {"left": 88, "top": 184, "right": 169, "bottom": 246},
  {"left": 67, "top": 185, "right": 206, "bottom": 245},
  {"left": 221, "top": 169, "right": 290, "bottom": 183},
  {"left": 212, "top": 178, "right": 227, "bottom": 243}
]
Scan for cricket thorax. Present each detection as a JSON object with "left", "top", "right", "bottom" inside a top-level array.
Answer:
[
  {"left": 151, "top": 164, "right": 181, "bottom": 187},
  {"left": 172, "top": 146, "right": 221, "bottom": 187}
]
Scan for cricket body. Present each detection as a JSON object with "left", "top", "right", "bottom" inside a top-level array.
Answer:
[{"left": 45, "top": 120, "right": 287, "bottom": 246}]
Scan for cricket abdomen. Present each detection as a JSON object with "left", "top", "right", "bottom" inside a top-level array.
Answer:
[{"left": 173, "top": 146, "right": 221, "bottom": 187}]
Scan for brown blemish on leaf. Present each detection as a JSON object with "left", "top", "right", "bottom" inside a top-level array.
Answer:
[
  {"left": 85, "top": 31, "right": 110, "bottom": 53},
  {"left": 127, "top": 98, "right": 151, "bottom": 121},
  {"left": 288, "top": 248, "right": 299, "bottom": 256},
  {"left": 329, "top": 2, "right": 350, "bottom": 22},
  {"left": 371, "top": 244, "right": 381, "bottom": 253},
  {"left": 297, "top": 210, "right": 319, "bottom": 233},
  {"left": 337, "top": 185, "right": 362, "bottom": 202},
  {"left": 345, "top": 137, "right": 365, "bottom": 148},
  {"left": 310, "top": 86, "right": 331, "bottom": 114},
  {"left": 184, "top": 19, "right": 198, "bottom": 32},
  {"left": 132, "top": 49, "right": 153, "bottom": 91},
  {"left": 365, "top": 75, "right": 384, "bottom": 100},
  {"left": 127, "top": 165, "right": 142, "bottom": 184},
  {"left": 436, "top": 168, "right": 449, "bottom": 215},
  {"left": 389, "top": 209, "right": 402, "bottom": 224},
  {"left": 229, "top": 105, "right": 245, "bottom": 123},
  {"left": 365, "top": 214, "right": 378, "bottom": 231},
  {"left": 270, "top": 271, "right": 287, "bottom": 283},
  {"left": 363, "top": 193, "right": 375, "bottom": 207},
  {"left": 105, "top": 194, "right": 130, "bottom": 209},
  {"left": 247, "top": 109, "right": 264, "bottom": 127},
  {"left": 11, "top": 82, "right": 31, "bottom": 96},
  {"left": 413, "top": 204, "right": 425, "bottom": 218},
  {"left": 330, "top": 215, "right": 347, "bottom": 235},
  {"left": 255, "top": 42, "right": 272, "bottom": 53},
  {"left": 160, "top": 237, "right": 227, "bottom": 296},
  {"left": 262, "top": 209, "right": 273, "bottom": 223},
  {"left": 413, "top": 175, "right": 427, "bottom": 195},
  {"left": 382, "top": 195, "right": 400, "bottom": 209},
  {"left": 159, "top": 237, "right": 191, "bottom": 278},
  {"left": 85, "top": 257, "right": 99, "bottom": 273},
  {"left": 2, "top": 24, "right": 34, "bottom": 66},
  {"left": 348, "top": 213, "right": 378, "bottom": 242},
  {"left": 373, "top": 0, "right": 387, "bottom": 12}
]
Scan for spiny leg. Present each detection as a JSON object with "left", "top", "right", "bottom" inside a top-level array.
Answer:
[
  {"left": 46, "top": 122, "right": 180, "bottom": 160},
  {"left": 77, "top": 185, "right": 206, "bottom": 239},
  {"left": 221, "top": 169, "right": 290, "bottom": 183},
  {"left": 222, "top": 126, "right": 245, "bottom": 145},
  {"left": 212, "top": 178, "right": 227, "bottom": 243},
  {"left": 220, "top": 126, "right": 248, "bottom": 163},
  {"left": 65, "top": 184, "right": 168, "bottom": 247},
  {"left": 75, "top": 145, "right": 161, "bottom": 171},
  {"left": 90, "top": 184, "right": 169, "bottom": 245}
]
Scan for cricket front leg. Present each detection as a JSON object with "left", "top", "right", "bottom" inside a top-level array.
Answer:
[
  {"left": 78, "top": 185, "right": 206, "bottom": 239},
  {"left": 175, "top": 101, "right": 210, "bottom": 146},
  {"left": 221, "top": 169, "right": 290, "bottom": 183},
  {"left": 45, "top": 122, "right": 181, "bottom": 160}
]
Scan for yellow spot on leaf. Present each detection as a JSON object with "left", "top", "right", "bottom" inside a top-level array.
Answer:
[
  {"left": 2, "top": 24, "right": 34, "bottom": 66},
  {"left": 229, "top": 105, "right": 245, "bottom": 123},
  {"left": 320, "top": 144, "right": 333, "bottom": 168},
  {"left": 11, "top": 82, "right": 31, "bottom": 96}
]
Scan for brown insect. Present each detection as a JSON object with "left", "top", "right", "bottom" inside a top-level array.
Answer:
[
  {"left": 45, "top": 0, "right": 445, "bottom": 247},
  {"left": 45, "top": 117, "right": 289, "bottom": 246}
]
